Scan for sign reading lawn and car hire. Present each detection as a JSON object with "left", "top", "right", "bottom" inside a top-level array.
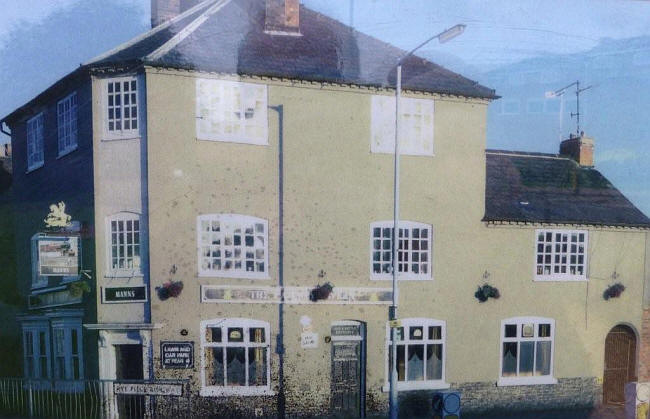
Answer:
[
  {"left": 38, "top": 236, "right": 79, "bottom": 276},
  {"left": 161, "top": 342, "right": 194, "bottom": 369}
]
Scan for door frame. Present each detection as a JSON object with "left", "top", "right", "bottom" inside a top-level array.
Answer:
[
  {"left": 330, "top": 320, "right": 367, "bottom": 418},
  {"left": 603, "top": 323, "right": 639, "bottom": 405}
]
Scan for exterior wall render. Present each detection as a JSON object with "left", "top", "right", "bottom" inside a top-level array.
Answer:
[{"left": 143, "top": 68, "right": 646, "bottom": 415}]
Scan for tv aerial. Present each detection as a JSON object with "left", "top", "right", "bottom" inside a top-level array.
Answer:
[{"left": 547, "top": 80, "right": 594, "bottom": 137}]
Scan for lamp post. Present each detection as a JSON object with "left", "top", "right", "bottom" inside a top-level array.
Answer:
[{"left": 389, "top": 24, "right": 466, "bottom": 419}]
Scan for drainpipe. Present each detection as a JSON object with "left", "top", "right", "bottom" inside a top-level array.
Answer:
[{"left": 269, "top": 105, "right": 286, "bottom": 418}]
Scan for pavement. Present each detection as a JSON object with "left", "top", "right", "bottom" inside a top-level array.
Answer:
[{"left": 460, "top": 405, "right": 626, "bottom": 419}]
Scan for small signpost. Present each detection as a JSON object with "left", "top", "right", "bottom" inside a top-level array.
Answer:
[{"left": 161, "top": 342, "right": 194, "bottom": 369}]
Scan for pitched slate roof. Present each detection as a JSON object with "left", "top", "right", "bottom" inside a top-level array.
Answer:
[
  {"left": 484, "top": 150, "right": 650, "bottom": 228},
  {"left": 89, "top": 0, "right": 496, "bottom": 99}
]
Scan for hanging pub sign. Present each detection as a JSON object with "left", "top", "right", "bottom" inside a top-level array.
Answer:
[
  {"left": 161, "top": 342, "right": 194, "bottom": 369},
  {"left": 38, "top": 236, "right": 80, "bottom": 276}
]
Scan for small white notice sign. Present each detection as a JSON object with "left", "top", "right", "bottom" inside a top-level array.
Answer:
[{"left": 301, "top": 332, "right": 318, "bottom": 348}]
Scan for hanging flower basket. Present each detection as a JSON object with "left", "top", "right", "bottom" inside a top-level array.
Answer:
[
  {"left": 157, "top": 280, "right": 184, "bottom": 301},
  {"left": 603, "top": 283, "right": 625, "bottom": 300},
  {"left": 309, "top": 282, "right": 334, "bottom": 302},
  {"left": 68, "top": 281, "right": 91, "bottom": 298},
  {"left": 475, "top": 283, "right": 500, "bottom": 303}
]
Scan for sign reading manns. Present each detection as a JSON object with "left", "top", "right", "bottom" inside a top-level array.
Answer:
[
  {"left": 161, "top": 341, "right": 194, "bottom": 369},
  {"left": 103, "top": 286, "right": 147, "bottom": 303}
]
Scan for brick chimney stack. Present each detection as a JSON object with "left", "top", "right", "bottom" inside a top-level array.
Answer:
[
  {"left": 560, "top": 132, "right": 594, "bottom": 167},
  {"left": 151, "top": 0, "right": 199, "bottom": 28},
  {"left": 265, "top": 0, "right": 301, "bottom": 35}
]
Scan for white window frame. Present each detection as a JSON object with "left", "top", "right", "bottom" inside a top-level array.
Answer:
[
  {"left": 534, "top": 229, "right": 588, "bottom": 281},
  {"left": 51, "top": 318, "right": 84, "bottom": 381},
  {"left": 200, "top": 318, "right": 273, "bottom": 396},
  {"left": 22, "top": 322, "right": 51, "bottom": 380},
  {"left": 370, "top": 221, "right": 432, "bottom": 281},
  {"left": 195, "top": 78, "right": 268, "bottom": 145},
  {"left": 104, "top": 76, "right": 140, "bottom": 140},
  {"left": 498, "top": 316, "right": 557, "bottom": 386},
  {"left": 197, "top": 214, "right": 269, "bottom": 279},
  {"left": 382, "top": 318, "right": 449, "bottom": 391},
  {"left": 57, "top": 92, "right": 78, "bottom": 156},
  {"left": 370, "top": 95, "right": 434, "bottom": 156},
  {"left": 27, "top": 112, "right": 44, "bottom": 171},
  {"left": 106, "top": 212, "right": 142, "bottom": 277}
]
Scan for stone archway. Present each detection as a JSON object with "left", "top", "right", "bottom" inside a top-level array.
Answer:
[{"left": 603, "top": 325, "right": 637, "bottom": 405}]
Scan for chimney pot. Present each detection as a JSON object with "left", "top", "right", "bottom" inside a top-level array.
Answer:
[
  {"left": 265, "top": 0, "right": 301, "bottom": 35},
  {"left": 560, "top": 134, "right": 594, "bottom": 167}
]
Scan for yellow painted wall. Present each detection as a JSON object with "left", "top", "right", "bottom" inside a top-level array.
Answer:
[{"left": 143, "top": 67, "right": 646, "bottom": 405}]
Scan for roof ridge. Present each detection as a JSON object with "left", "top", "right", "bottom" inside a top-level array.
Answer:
[
  {"left": 145, "top": 0, "right": 232, "bottom": 62},
  {"left": 84, "top": 0, "right": 217, "bottom": 66},
  {"left": 486, "top": 149, "right": 569, "bottom": 160}
]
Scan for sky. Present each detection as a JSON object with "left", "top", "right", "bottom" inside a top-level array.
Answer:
[{"left": 0, "top": 0, "right": 649, "bottom": 213}]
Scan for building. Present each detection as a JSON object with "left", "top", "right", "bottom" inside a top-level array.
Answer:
[{"left": 1, "top": 0, "right": 649, "bottom": 417}]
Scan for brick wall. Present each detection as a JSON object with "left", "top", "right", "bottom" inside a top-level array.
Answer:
[{"left": 393, "top": 377, "right": 601, "bottom": 417}]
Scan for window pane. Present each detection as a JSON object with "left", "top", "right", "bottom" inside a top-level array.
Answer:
[
  {"left": 409, "top": 326, "right": 424, "bottom": 340},
  {"left": 535, "top": 341, "right": 551, "bottom": 376},
  {"left": 248, "top": 347, "right": 267, "bottom": 386},
  {"left": 206, "top": 347, "right": 224, "bottom": 385},
  {"left": 502, "top": 342, "right": 517, "bottom": 376},
  {"left": 426, "top": 344, "right": 442, "bottom": 380},
  {"left": 519, "top": 341, "right": 534, "bottom": 376},
  {"left": 407, "top": 345, "right": 424, "bottom": 381},
  {"left": 250, "top": 328, "right": 265, "bottom": 343},
  {"left": 505, "top": 324, "right": 517, "bottom": 338},
  {"left": 228, "top": 328, "right": 243, "bottom": 342},
  {"left": 521, "top": 324, "right": 534, "bottom": 338},
  {"left": 226, "top": 347, "right": 246, "bottom": 386},
  {"left": 428, "top": 326, "right": 441, "bottom": 340},
  {"left": 538, "top": 324, "right": 551, "bottom": 338},
  {"left": 208, "top": 327, "right": 221, "bottom": 343}
]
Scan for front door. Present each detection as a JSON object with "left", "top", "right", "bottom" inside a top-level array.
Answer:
[
  {"left": 115, "top": 344, "right": 144, "bottom": 417},
  {"left": 330, "top": 321, "right": 366, "bottom": 418},
  {"left": 603, "top": 325, "right": 637, "bottom": 405}
]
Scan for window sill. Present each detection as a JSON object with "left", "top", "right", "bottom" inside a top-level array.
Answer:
[
  {"left": 497, "top": 376, "right": 558, "bottom": 386},
  {"left": 105, "top": 272, "right": 144, "bottom": 279},
  {"left": 371, "top": 275, "right": 433, "bottom": 281},
  {"left": 26, "top": 162, "right": 44, "bottom": 173},
  {"left": 56, "top": 146, "right": 78, "bottom": 159},
  {"left": 196, "top": 136, "right": 269, "bottom": 146},
  {"left": 534, "top": 276, "right": 587, "bottom": 282},
  {"left": 198, "top": 272, "right": 271, "bottom": 280},
  {"left": 382, "top": 381, "right": 450, "bottom": 392},
  {"left": 200, "top": 386, "right": 275, "bottom": 397},
  {"left": 101, "top": 135, "right": 141, "bottom": 142}
]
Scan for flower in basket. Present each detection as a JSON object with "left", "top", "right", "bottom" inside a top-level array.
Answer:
[
  {"left": 309, "top": 282, "right": 334, "bottom": 302},
  {"left": 475, "top": 283, "right": 500, "bottom": 303},
  {"left": 603, "top": 283, "right": 625, "bottom": 300},
  {"left": 156, "top": 280, "right": 183, "bottom": 300}
]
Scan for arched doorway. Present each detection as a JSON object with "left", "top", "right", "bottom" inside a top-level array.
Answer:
[{"left": 603, "top": 325, "right": 637, "bottom": 405}]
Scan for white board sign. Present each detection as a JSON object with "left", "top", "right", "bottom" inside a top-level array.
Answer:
[{"left": 301, "top": 332, "right": 318, "bottom": 348}]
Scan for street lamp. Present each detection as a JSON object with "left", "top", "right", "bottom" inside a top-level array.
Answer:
[{"left": 389, "top": 24, "right": 466, "bottom": 419}]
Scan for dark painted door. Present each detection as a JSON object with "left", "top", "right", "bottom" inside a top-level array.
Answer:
[
  {"left": 330, "top": 321, "right": 366, "bottom": 418},
  {"left": 115, "top": 344, "right": 144, "bottom": 418},
  {"left": 603, "top": 325, "right": 637, "bottom": 405}
]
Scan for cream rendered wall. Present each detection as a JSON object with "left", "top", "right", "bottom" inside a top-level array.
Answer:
[
  {"left": 144, "top": 67, "right": 646, "bottom": 408},
  {"left": 92, "top": 74, "right": 147, "bottom": 324}
]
